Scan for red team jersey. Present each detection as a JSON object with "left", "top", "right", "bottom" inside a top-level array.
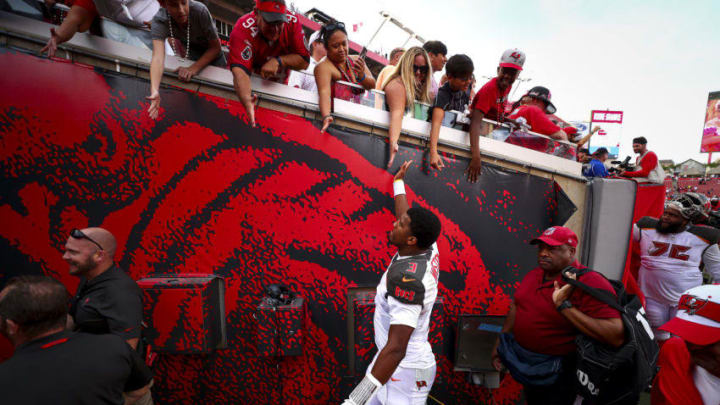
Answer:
[
  {"left": 508, "top": 105, "right": 561, "bottom": 136},
  {"left": 228, "top": 11, "right": 309, "bottom": 84},
  {"left": 471, "top": 77, "right": 511, "bottom": 122}
]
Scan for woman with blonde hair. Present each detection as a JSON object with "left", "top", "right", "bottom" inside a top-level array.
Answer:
[{"left": 383, "top": 46, "right": 432, "bottom": 167}]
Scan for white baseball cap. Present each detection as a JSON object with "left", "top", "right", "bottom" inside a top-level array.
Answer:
[
  {"left": 499, "top": 48, "right": 526, "bottom": 71},
  {"left": 660, "top": 284, "right": 720, "bottom": 345}
]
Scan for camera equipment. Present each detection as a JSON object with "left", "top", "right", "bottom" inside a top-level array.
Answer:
[{"left": 608, "top": 156, "right": 635, "bottom": 174}]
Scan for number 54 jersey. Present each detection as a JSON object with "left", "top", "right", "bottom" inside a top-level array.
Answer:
[
  {"left": 634, "top": 217, "right": 720, "bottom": 305},
  {"left": 373, "top": 243, "right": 440, "bottom": 370}
]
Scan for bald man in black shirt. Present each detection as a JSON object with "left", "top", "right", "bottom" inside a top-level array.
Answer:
[
  {"left": 64, "top": 228, "right": 143, "bottom": 349},
  {"left": 0, "top": 276, "right": 152, "bottom": 405}
]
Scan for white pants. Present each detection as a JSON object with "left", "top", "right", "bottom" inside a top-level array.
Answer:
[
  {"left": 645, "top": 296, "right": 678, "bottom": 341},
  {"left": 367, "top": 364, "right": 436, "bottom": 405}
]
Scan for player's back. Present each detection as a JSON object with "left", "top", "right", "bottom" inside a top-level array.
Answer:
[{"left": 373, "top": 243, "right": 439, "bottom": 369}]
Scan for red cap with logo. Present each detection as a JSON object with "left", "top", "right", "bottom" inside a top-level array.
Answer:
[
  {"left": 660, "top": 284, "right": 720, "bottom": 345},
  {"left": 530, "top": 226, "right": 578, "bottom": 248}
]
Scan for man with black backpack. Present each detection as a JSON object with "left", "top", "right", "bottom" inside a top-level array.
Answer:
[{"left": 491, "top": 226, "right": 624, "bottom": 405}]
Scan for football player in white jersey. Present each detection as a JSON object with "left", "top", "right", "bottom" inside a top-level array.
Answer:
[
  {"left": 634, "top": 194, "right": 720, "bottom": 341},
  {"left": 343, "top": 161, "right": 442, "bottom": 405}
]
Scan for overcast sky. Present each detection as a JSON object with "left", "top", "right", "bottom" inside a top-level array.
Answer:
[{"left": 292, "top": 0, "right": 720, "bottom": 164}]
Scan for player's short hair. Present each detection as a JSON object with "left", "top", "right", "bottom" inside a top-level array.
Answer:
[
  {"left": 633, "top": 136, "right": 647, "bottom": 145},
  {"left": 407, "top": 207, "right": 441, "bottom": 249},
  {"left": 0, "top": 276, "right": 68, "bottom": 339},
  {"left": 445, "top": 54, "right": 474, "bottom": 79},
  {"left": 422, "top": 41, "right": 447, "bottom": 56}
]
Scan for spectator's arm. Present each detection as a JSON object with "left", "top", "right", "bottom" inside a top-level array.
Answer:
[
  {"left": 549, "top": 129, "right": 569, "bottom": 141},
  {"left": 314, "top": 62, "right": 333, "bottom": 132},
  {"left": 624, "top": 152, "right": 658, "bottom": 178},
  {"left": 357, "top": 58, "right": 376, "bottom": 90},
  {"left": 384, "top": 79, "right": 406, "bottom": 168},
  {"left": 575, "top": 126, "right": 600, "bottom": 148},
  {"left": 185, "top": 38, "right": 221, "bottom": 77},
  {"left": 466, "top": 109, "right": 487, "bottom": 183},
  {"left": 231, "top": 67, "right": 256, "bottom": 127},
  {"left": 428, "top": 107, "right": 445, "bottom": 171},
  {"left": 147, "top": 39, "right": 165, "bottom": 119},
  {"left": 702, "top": 243, "right": 720, "bottom": 281},
  {"left": 41, "top": 5, "right": 94, "bottom": 57},
  {"left": 280, "top": 54, "right": 309, "bottom": 72}
]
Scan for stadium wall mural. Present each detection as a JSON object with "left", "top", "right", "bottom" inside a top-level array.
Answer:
[{"left": 0, "top": 47, "right": 576, "bottom": 404}]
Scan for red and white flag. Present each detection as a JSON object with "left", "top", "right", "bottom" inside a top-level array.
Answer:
[{"left": 353, "top": 22, "right": 363, "bottom": 32}]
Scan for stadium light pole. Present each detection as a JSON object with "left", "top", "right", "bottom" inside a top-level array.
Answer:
[{"left": 365, "top": 11, "right": 426, "bottom": 53}]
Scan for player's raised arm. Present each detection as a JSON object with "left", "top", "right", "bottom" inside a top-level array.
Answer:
[{"left": 393, "top": 161, "right": 412, "bottom": 219}]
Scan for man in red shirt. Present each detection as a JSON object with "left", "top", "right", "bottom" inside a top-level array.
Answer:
[
  {"left": 491, "top": 226, "right": 624, "bottom": 405},
  {"left": 466, "top": 48, "right": 525, "bottom": 183},
  {"left": 508, "top": 86, "right": 567, "bottom": 140},
  {"left": 228, "top": 0, "right": 310, "bottom": 127},
  {"left": 651, "top": 284, "right": 720, "bottom": 405},
  {"left": 620, "top": 137, "right": 665, "bottom": 183}
]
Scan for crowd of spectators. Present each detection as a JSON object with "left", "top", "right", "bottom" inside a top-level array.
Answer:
[{"left": 31, "top": 0, "right": 606, "bottom": 170}]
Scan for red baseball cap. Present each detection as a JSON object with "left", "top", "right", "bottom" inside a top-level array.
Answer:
[
  {"left": 660, "top": 285, "right": 720, "bottom": 345},
  {"left": 530, "top": 226, "right": 578, "bottom": 248},
  {"left": 256, "top": 0, "right": 288, "bottom": 23}
]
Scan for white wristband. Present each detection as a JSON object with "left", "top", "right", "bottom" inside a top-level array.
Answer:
[
  {"left": 393, "top": 180, "right": 406, "bottom": 197},
  {"left": 347, "top": 373, "right": 383, "bottom": 405}
]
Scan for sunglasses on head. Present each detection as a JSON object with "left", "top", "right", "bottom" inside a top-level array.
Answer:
[
  {"left": 323, "top": 22, "right": 346, "bottom": 33},
  {"left": 413, "top": 64, "right": 429, "bottom": 74},
  {"left": 70, "top": 229, "right": 104, "bottom": 251}
]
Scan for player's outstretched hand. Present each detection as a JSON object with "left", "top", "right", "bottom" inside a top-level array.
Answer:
[{"left": 394, "top": 160, "right": 412, "bottom": 182}]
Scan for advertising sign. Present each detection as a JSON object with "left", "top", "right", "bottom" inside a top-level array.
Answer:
[
  {"left": 589, "top": 111, "right": 624, "bottom": 159},
  {"left": 701, "top": 91, "right": 720, "bottom": 153}
]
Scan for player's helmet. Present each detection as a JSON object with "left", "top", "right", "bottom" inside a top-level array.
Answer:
[{"left": 669, "top": 193, "right": 709, "bottom": 222}]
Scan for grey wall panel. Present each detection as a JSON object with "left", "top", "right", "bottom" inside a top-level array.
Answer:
[{"left": 581, "top": 178, "right": 637, "bottom": 280}]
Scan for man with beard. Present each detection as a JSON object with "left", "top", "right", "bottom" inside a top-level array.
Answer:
[
  {"left": 0, "top": 276, "right": 152, "bottom": 404},
  {"left": 633, "top": 196, "right": 720, "bottom": 341},
  {"left": 343, "top": 161, "right": 442, "bottom": 405},
  {"left": 64, "top": 228, "right": 143, "bottom": 350}
]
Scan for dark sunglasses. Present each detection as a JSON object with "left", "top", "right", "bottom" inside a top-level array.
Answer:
[
  {"left": 70, "top": 229, "right": 104, "bottom": 251},
  {"left": 323, "top": 22, "right": 346, "bottom": 33},
  {"left": 413, "top": 64, "right": 429, "bottom": 74}
]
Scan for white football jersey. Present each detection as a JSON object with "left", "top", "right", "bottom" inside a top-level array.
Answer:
[
  {"left": 373, "top": 243, "right": 439, "bottom": 369},
  {"left": 634, "top": 217, "right": 720, "bottom": 305}
]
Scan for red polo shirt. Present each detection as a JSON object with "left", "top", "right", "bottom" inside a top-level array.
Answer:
[
  {"left": 471, "top": 77, "right": 511, "bottom": 122},
  {"left": 513, "top": 260, "right": 621, "bottom": 355}
]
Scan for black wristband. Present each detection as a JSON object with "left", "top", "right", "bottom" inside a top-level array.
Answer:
[
  {"left": 275, "top": 56, "right": 283, "bottom": 70},
  {"left": 556, "top": 300, "right": 572, "bottom": 312}
]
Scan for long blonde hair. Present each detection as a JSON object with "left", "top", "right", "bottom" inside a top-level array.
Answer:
[{"left": 382, "top": 46, "right": 432, "bottom": 106}]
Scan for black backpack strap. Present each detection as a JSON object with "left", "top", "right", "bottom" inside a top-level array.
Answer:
[{"left": 561, "top": 266, "right": 624, "bottom": 313}]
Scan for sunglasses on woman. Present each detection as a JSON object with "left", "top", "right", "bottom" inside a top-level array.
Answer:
[
  {"left": 322, "top": 22, "right": 346, "bottom": 33},
  {"left": 70, "top": 229, "right": 104, "bottom": 251},
  {"left": 413, "top": 64, "right": 429, "bottom": 74}
]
